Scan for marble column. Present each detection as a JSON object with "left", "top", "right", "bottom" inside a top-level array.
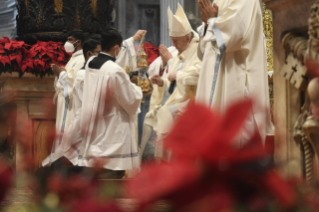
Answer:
[
  {"left": 115, "top": 0, "right": 127, "bottom": 38},
  {"left": 160, "top": 0, "right": 184, "bottom": 47}
]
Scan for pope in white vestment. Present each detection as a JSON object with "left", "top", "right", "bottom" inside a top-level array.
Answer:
[
  {"left": 140, "top": 4, "right": 201, "bottom": 160},
  {"left": 196, "top": 0, "right": 273, "bottom": 145}
]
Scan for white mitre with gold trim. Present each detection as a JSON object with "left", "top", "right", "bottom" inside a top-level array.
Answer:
[{"left": 168, "top": 3, "right": 192, "bottom": 37}]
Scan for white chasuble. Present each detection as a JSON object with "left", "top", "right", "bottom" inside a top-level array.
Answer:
[
  {"left": 142, "top": 37, "right": 201, "bottom": 158},
  {"left": 42, "top": 50, "right": 85, "bottom": 166},
  {"left": 79, "top": 58, "right": 142, "bottom": 170},
  {"left": 195, "top": 0, "right": 273, "bottom": 144}
]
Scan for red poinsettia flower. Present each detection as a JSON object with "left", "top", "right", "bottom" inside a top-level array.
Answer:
[
  {"left": 143, "top": 42, "right": 159, "bottom": 65},
  {"left": 0, "top": 45, "right": 5, "bottom": 54},
  {"left": 0, "top": 54, "right": 10, "bottom": 66},
  {"left": 21, "top": 58, "right": 34, "bottom": 73},
  {"left": 0, "top": 37, "right": 10, "bottom": 46},
  {"left": 0, "top": 159, "right": 13, "bottom": 203},
  {"left": 126, "top": 100, "right": 296, "bottom": 211},
  {"left": 9, "top": 53, "right": 23, "bottom": 66},
  {"left": 34, "top": 59, "right": 46, "bottom": 71},
  {"left": 4, "top": 40, "right": 29, "bottom": 53}
]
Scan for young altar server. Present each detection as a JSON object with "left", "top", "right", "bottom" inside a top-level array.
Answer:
[
  {"left": 196, "top": 0, "right": 273, "bottom": 145},
  {"left": 78, "top": 28, "right": 143, "bottom": 178},
  {"left": 42, "top": 30, "right": 86, "bottom": 167},
  {"left": 63, "top": 39, "right": 101, "bottom": 165},
  {"left": 42, "top": 29, "right": 146, "bottom": 168},
  {"left": 140, "top": 4, "right": 201, "bottom": 161}
]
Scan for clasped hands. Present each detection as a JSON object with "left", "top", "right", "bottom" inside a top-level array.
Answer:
[
  {"left": 198, "top": 0, "right": 219, "bottom": 26},
  {"left": 51, "top": 64, "right": 66, "bottom": 77},
  {"left": 151, "top": 45, "right": 176, "bottom": 87}
]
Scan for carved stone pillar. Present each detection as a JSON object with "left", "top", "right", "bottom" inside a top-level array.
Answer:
[{"left": 263, "top": 0, "right": 316, "bottom": 177}]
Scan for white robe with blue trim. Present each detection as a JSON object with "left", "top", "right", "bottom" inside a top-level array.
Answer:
[
  {"left": 195, "top": 0, "right": 273, "bottom": 144},
  {"left": 42, "top": 50, "right": 85, "bottom": 166}
]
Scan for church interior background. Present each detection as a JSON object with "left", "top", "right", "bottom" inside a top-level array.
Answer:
[{"left": 2, "top": 0, "right": 319, "bottom": 211}]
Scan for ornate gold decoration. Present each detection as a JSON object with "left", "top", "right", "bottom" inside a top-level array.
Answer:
[
  {"left": 305, "top": 0, "right": 319, "bottom": 62},
  {"left": 75, "top": 8, "right": 81, "bottom": 29},
  {"left": 138, "top": 52, "right": 149, "bottom": 68},
  {"left": 137, "top": 33, "right": 149, "bottom": 68},
  {"left": 124, "top": 66, "right": 131, "bottom": 75},
  {"left": 25, "top": 0, "right": 29, "bottom": 16},
  {"left": 263, "top": 3, "right": 274, "bottom": 72},
  {"left": 137, "top": 32, "right": 151, "bottom": 100},
  {"left": 91, "top": 0, "right": 98, "bottom": 15},
  {"left": 54, "top": 0, "right": 63, "bottom": 13}
]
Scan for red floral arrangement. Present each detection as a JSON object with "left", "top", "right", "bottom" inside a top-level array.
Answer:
[
  {"left": 143, "top": 42, "right": 159, "bottom": 65},
  {"left": 1, "top": 98, "right": 319, "bottom": 211},
  {"left": 0, "top": 37, "right": 70, "bottom": 78}
]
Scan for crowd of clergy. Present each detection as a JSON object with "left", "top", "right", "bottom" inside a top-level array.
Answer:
[{"left": 39, "top": 0, "right": 274, "bottom": 179}]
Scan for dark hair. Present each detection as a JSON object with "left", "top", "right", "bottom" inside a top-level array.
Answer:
[
  {"left": 100, "top": 28, "right": 123, "bottom": 52},
  {"left": 87, "top": 35, "right": 101, "bottom": 42},
  {"left": 67, "top": 30, "right": 86, "bottom": 46},
  {"left": 83, "top": 39, "right": 101, "bottom": 60}
]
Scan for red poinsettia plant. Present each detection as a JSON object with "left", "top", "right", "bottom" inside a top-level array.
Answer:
[
  {"left": 126, "top": 100, "right": 319, "bottom": 212},
  {"left": 0, "top": 37, "right": 70, "bottom": 78},
  {"left": 143, "top": 42, "right": 159, "bottom": 65}
]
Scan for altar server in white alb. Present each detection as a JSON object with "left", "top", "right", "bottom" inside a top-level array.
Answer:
[
  {"left": 43, "top": 29, "right": 146, "bottom": 167},
  {"left": 42, "top": 30, "right": 86, "bottom": 166},
  {"left": 79, "top": 29, "right": 142, "bottom": 176},
  {"left": 62, "top": 39, "right": 101, "bottom": 165},
  {"left": 61, "top": 31, "right": 146, "bottom": 167},
  {"left": 196, "top": 0, "right": 273, "bottom": 145},
  {"left": 140, "top": 4, "right": 201, "bottom": 160}
]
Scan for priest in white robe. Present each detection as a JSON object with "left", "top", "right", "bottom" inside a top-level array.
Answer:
[
  {"left": 42, "top": 30, "right": 86, "bottom": 167},
  {"left": 65, "top": 30, "right": 146, "bottom": 167},
  {"left": 140, "top": 4, "right": 201, "bottom": 161},
  {"left": 79, "top": 29, "right": 142, "bottom": 175},
  {"left": 43, "top": 29, "right": 146, "bottom": 167},
  {"left": 196, "top": 0, "right": 273, "bottom": 145}
]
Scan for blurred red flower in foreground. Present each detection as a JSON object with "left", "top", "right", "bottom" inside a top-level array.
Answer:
[
  {"left": 127, "top": 100, "right": 296, "bottom": 212},
  {"left": 0, "top": 159, "right": 13, "bottom": 203}
]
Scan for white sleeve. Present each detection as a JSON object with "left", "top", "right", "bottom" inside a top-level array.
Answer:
[
  {"left": 116, "top": 37, "right": 137, "bottom": 70},
  {"left": 148, "top": 56, "right": 163, "bottom": 79},
  {"left": 113, "top": 71, "right": 143, "bottom": 115},
  {"left": 205, "top": 0, "right": 256, "bottom": 53}
]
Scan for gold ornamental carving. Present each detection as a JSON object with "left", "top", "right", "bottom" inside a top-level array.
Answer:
[
  {"left": 263, "top": 3, "right": 274, "bottom": 73},
  {"left": 281, "top": 0, "right": 319, "bottom": 185},
  {"left": 91, "top": 0, "right": 98, "bottom": 15},
  {"left": 306, "top": 0, "right": 319, "bottom": 62},
  {"left": 25, "top": 0, "right": 29, "bottom": 16},
  {"left": 54, "top": 0, "right": 63, "bottom": 13}
]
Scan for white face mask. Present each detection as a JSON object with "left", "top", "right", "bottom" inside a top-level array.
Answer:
[{"left": 64, "top": 40, "right": 78, "bottom": 53}]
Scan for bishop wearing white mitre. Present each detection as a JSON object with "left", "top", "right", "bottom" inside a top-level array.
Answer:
[
  {"left": 140, "top": 4, "right": 201, "bottom": 160},
  {"left": 195, "top": 0, "right": 273, "bottom": 145}
]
